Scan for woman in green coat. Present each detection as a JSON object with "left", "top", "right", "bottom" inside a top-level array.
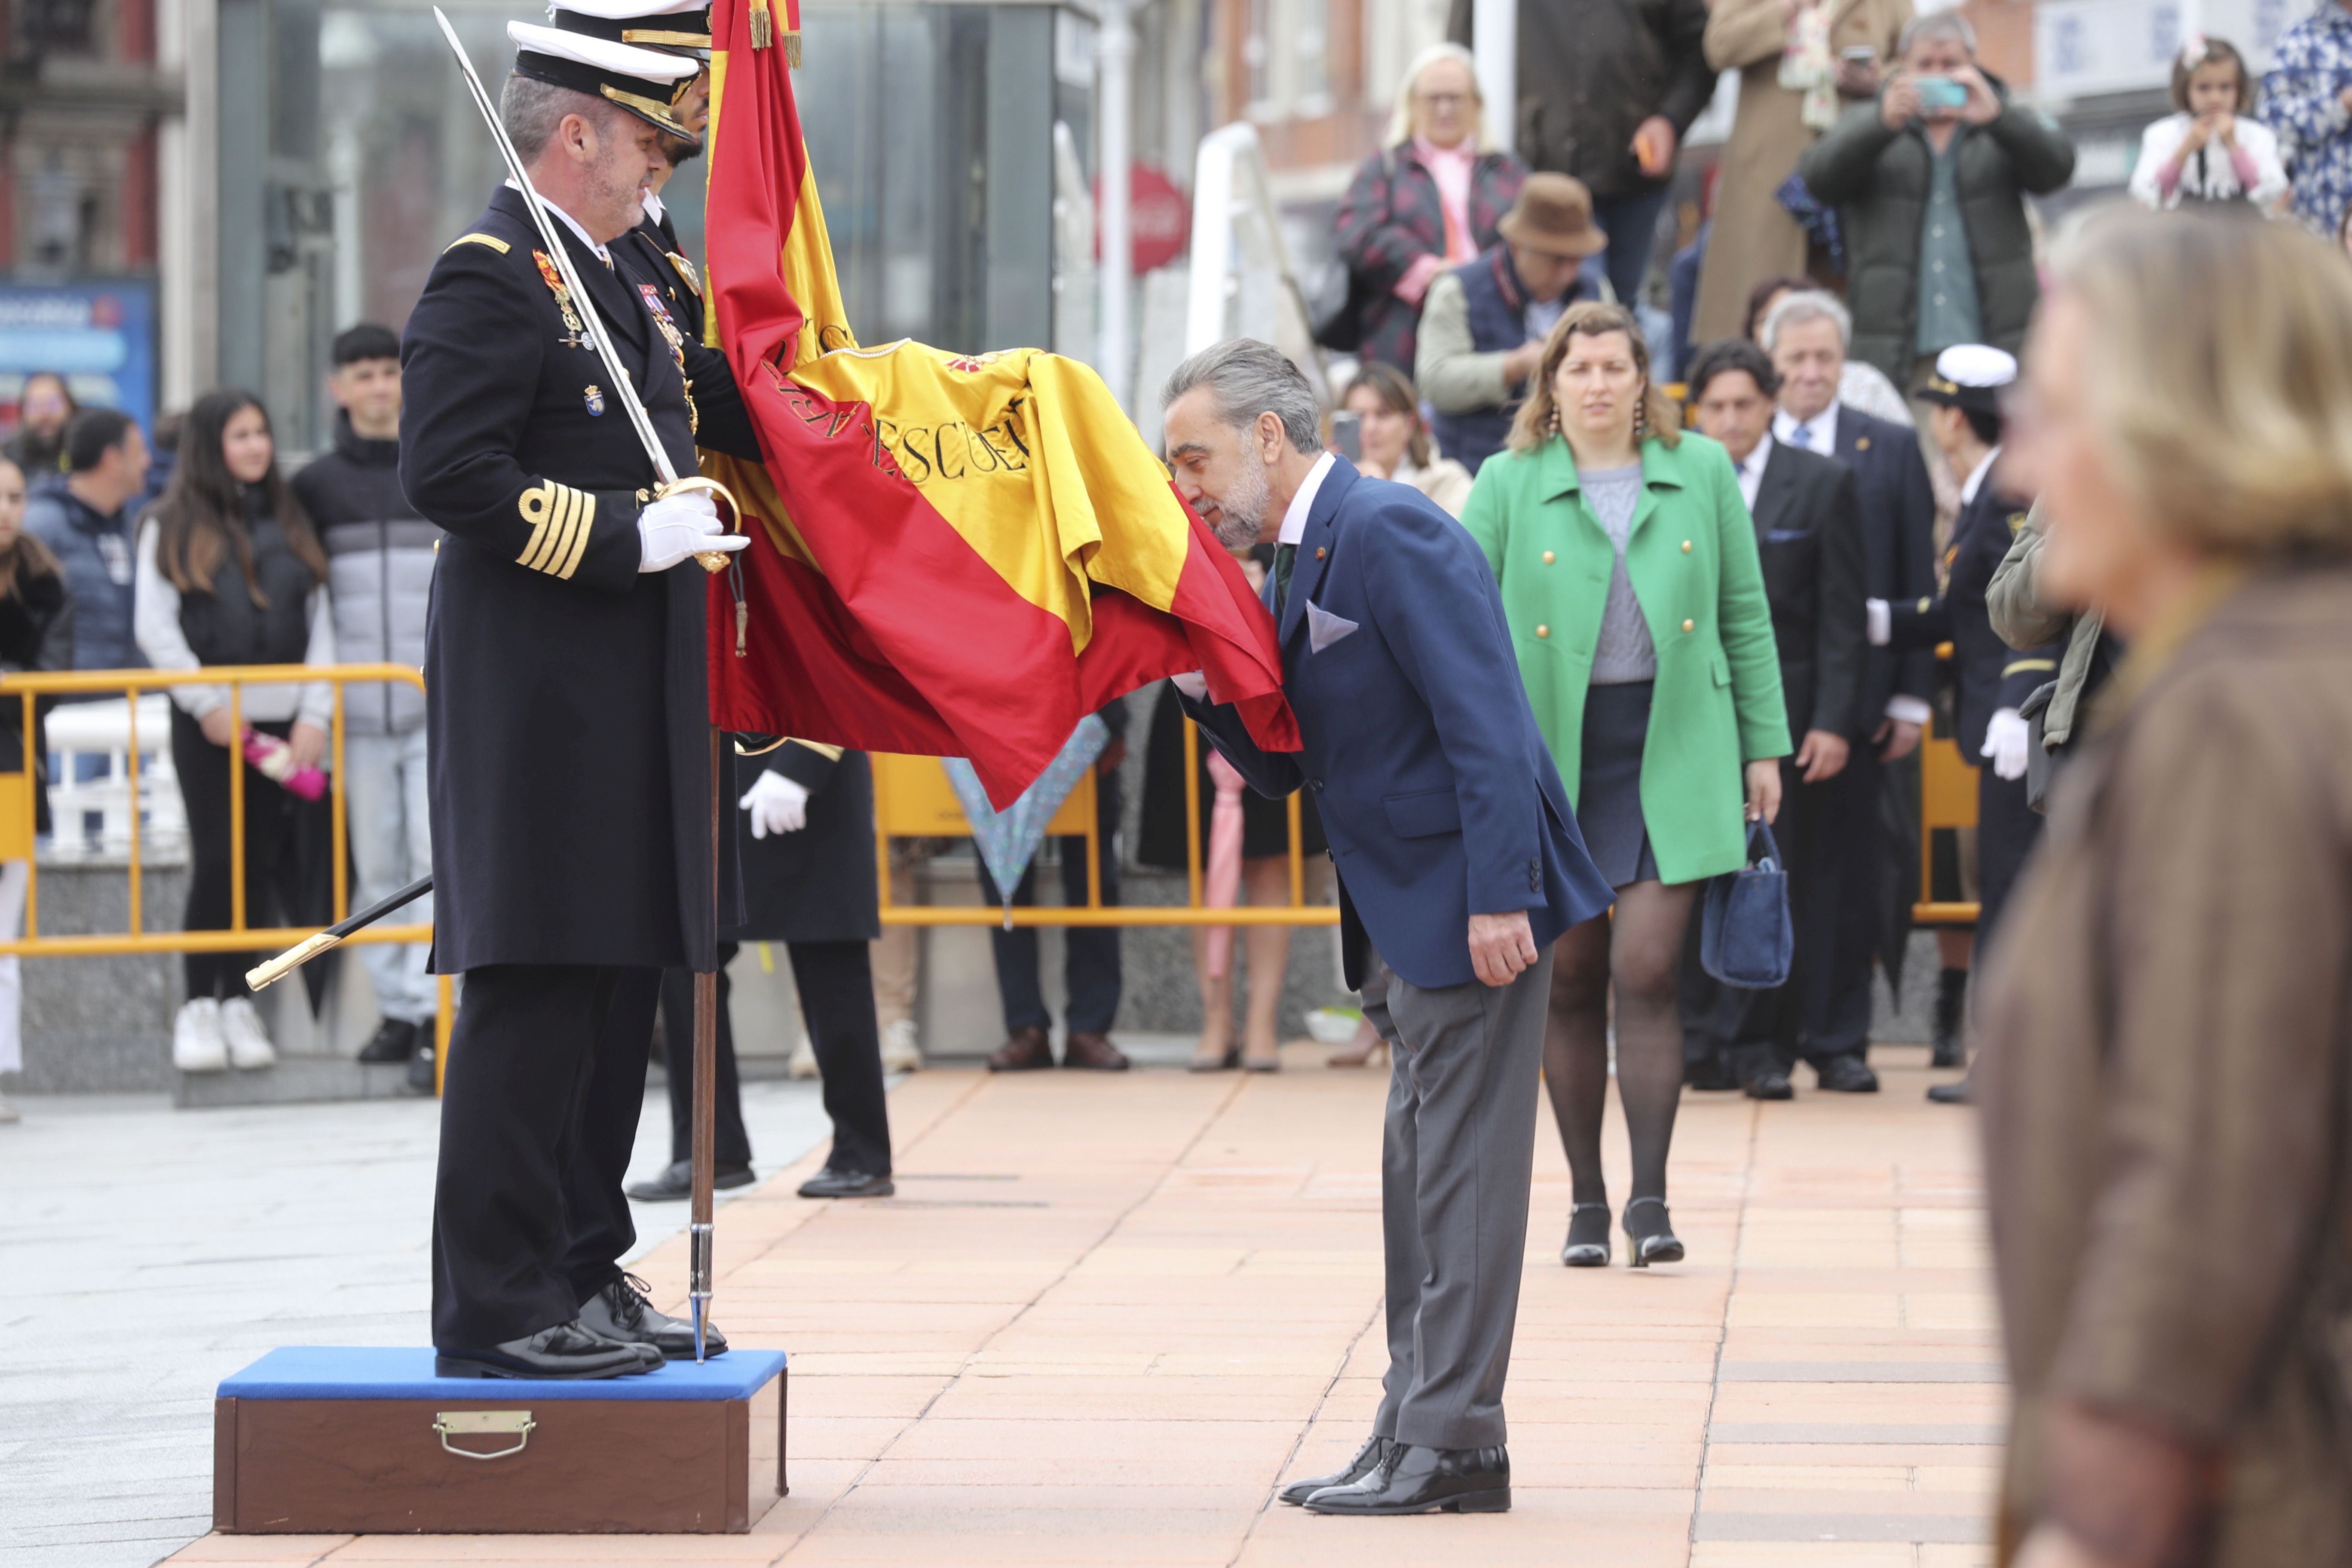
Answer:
[{"left": 1461, "top": 301, "right": 1789, "bottom": 1269}]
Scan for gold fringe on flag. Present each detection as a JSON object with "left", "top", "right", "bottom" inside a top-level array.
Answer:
[
  {"left": 783, "top": 29, "right": 801, "bottom": 66},
  {"left": 749, "top": 0, "right": 772, "bottom": 49}
]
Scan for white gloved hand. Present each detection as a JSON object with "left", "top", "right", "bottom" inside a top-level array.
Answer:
[
  {"left": 637, "top": 491, "right": 746, "bottom": 573},
  {"left": 738, "top": 769, "right": 809, "bottom": 838},
  {"left": 1982, "top": 707, "right": 2031, "bottom": 781},
  {"left": 1170, "top": 670, "right": 1210, "bottom": 700},
  {"left": 1865, "top": 597, "right": 1892, "bottom": 647}
]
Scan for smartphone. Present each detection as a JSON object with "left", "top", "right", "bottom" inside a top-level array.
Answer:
[
  {"left": 1914, "top": 75, "right": 1969, "bottom": 111},
  {"left": 1330, "top": 409, "right": 1362, "bottom": 462}
]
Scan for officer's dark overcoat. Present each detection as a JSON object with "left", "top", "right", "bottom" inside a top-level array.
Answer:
[
  {"left": 729, "top": 741, "right": 880, "bottom": 945},
  {"left": 401, "top": 184, "right": 756, "bottom": 972}
]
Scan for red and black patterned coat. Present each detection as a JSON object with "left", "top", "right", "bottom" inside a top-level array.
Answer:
[{"left": 1334, "top": 144, "right": 1526, "bottom": 377}]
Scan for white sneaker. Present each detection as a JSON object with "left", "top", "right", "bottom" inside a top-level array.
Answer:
[
  {"left": 173, "top": 998, "right": 229, "bottom": 1073},
  {"left": 880, "top": 1018, "right": 922, "bottom": 1073},
  {"left": 787, "top": 1037, "right": 819, "bottom": 1080},
  {"left": 219, "top": 996, "right": 278, "bottom": 1070}
]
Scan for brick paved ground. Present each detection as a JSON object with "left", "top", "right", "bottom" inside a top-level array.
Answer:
[{"left": 161, "top": 1042, "right": 1999, "bottom": 1568}]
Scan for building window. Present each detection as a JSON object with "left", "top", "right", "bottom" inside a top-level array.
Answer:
[
  {"left": 1295, "top": 0, "right": 1332, "bottom": 117},
  {"left": 1243, "top": 0, "right": 1274, "bottom": 116}
]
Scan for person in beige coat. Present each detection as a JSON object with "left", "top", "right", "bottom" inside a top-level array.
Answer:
[
  {"left": 1691, "top": 0, "right": 1912, "bottom": 346},
  {"left": 1981, "top": 209, "right": 2352, "bottom": 1568}
]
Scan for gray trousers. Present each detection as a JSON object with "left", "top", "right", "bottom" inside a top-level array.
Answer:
[{"left": 1360, "top": 949, "right": 1553, "bottom": 1449}]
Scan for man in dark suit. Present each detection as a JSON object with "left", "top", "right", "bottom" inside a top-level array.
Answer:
[
  {"left": 1161, "top": 339, "right": 1614, "bottom": 1517},
  {"left": 1680, "top": 340, "right": 1869, "bottom": 1097},
  {"left": 400, "top": 30, "right": 761, "bottom": 1378},
  {"left": 1763, "top": 291, "right": 1944, "bottom": 1081}
]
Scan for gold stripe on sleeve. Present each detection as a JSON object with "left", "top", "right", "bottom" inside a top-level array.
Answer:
[
  {"left": 517, "top": 482, "right": 597, "bottom": 578},
  {"left": 2001, "top": 658, "right": 2058, "bottom": 678},
  {"left": 554, "top": 491, "right": 597, "bottom": 580},
  {"left": 517, "top": 483, "right": 558, "bottom": 570},
  {"left": 447, "top": 232, "right": 511, "bottom": 254}
]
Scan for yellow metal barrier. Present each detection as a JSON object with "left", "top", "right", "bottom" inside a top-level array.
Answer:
[
  {"left": 870, "top": 717, "right": 1337, "bottom": 927},
  {"left": 1914, "top": 646, "right": 1983, "bottom": 928},
  {"left": 0, "top": 663, "right": 449, "bottom": 1059}
]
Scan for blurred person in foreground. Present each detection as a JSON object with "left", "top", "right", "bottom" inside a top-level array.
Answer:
[
  {"left": 1678, "top": 339, "right": 1868, "bottom": 1098},
  {"left": 0, "top": 452, "right": 68, "bottom": 1125},
  {"left": 1982, "top": 207, "right": 2352, "bottom": 1568},
  {"left": 1416, "top": 173, "right": 1608, "bottom": 476},
  {"left": 1461, "top": 302, "right": 1789, "bottom": 1265},
  {"left": 1341, "top": 363, "right": 1473, "bottom": 516},
  {"left": 1163, "top": 338, "right": 1611, "bottom": 1515},
  {"left": 1331, "top": 43, "right": 1527, "bottom": 380}
]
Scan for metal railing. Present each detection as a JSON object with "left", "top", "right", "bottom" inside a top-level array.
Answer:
[
  {"left": 0, "top": 663, "right": 450, "bottom": 1052},
  {"left": 872, "top": 720, "right": 1338, "bottom": 928}
]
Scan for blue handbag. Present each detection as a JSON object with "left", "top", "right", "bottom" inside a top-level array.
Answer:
[{"left": 1700, "top": 820, "right": 1794, "bottom": 990}]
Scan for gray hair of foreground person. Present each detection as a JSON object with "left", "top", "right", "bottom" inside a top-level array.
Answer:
[
  {"left": 1759, "top": 290, "right": 1853, "bottom": 354},
  {"left": 1161, "top": 339, "right": 1323, "bottom": 455},
  {"left": 2051, "top": 205, "right": 2352, "bottom": 554}
]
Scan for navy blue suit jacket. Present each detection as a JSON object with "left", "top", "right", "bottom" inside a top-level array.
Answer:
[
  {"left": 1178, "top": 457, "right": 1614, "bottom": 991},
  {"left": 1831, "top": 405, "right": 1939, "bottom": 724}
]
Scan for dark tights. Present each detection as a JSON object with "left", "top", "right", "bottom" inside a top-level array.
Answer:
[{"left": 1544, "top": 880, "right": 1699, "bottom": 1209}]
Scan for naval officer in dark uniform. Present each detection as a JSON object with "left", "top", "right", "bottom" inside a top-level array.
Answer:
[
  {"left": 1871, "top": 346, "right": 2061, "bottom": 1105},
  {"left": 400, "top": 24, "right": 763, "bottom": 1379}
]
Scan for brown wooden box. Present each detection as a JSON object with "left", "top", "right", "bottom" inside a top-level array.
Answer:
[{"left": 211, "top": 1347, "right": 785, "bottom": 1534}]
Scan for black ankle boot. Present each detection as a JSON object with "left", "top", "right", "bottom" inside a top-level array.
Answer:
[{"left": 1931, "top": 968, "right": 1968, "bottom": 1069}]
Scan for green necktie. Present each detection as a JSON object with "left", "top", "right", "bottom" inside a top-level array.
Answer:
[{"left": 1272, "top": 542, "right": 1297, "bottom": 620}]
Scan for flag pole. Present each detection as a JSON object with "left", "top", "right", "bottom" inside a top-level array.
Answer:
[{"left": 690, "top": 725, "right": 721, "bottom": 1360}]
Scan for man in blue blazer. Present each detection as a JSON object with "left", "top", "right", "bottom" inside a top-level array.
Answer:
[{"left": 1161, "top": 339, "right": 1614, "bottom": 1516}]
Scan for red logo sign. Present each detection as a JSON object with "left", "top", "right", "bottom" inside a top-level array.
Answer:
[{"left": 1094, "top": 164, "right": 1191, "bottom": 275}]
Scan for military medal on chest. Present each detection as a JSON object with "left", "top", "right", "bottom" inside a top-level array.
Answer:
[{"left": 533, "top": 250, "right": 592, "bottom": 351}]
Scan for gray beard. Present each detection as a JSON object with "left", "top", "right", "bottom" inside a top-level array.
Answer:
[{"left": 1209, "top": 461, "right": 1270, "bottom": 551}]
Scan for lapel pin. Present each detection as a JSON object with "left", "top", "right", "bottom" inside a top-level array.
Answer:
[
  {"left": 1856, "top": 437, "right": 1871, "bottom": 450},
  {"left": 1315, "top": 546, "right": 1326, "bottom": 560},
  {"left": 583, "top": 384, "right": 606, "bottom": 416}
]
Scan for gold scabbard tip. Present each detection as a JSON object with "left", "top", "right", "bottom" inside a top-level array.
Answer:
[{"left": 245, "top": 931, "right": 340, "bottom": 993}]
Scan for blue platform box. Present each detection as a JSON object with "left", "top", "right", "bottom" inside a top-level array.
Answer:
[{"left": 212, "top": 1346, "right": 787, "bottom": 1534}]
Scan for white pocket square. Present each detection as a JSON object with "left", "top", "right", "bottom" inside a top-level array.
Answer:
[{"left": 1306, "top": 600, "right": 1359, "bottom": 653}]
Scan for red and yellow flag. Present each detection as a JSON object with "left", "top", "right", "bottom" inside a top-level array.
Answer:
[{"left": 699, "top": 0, "right": 1297, "bottom": 806}]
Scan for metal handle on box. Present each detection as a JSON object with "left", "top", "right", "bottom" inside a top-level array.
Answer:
[{"left": 433, "top": 1409, "right": 535, "bottom": 1460}]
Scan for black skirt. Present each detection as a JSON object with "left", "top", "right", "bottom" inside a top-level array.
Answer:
[
  {"left": 1136, "top": 681, "right": 1327, "bottom": 870},
  {"left": 1577, "top": 680, "right": 1660, "bottom": 889}
]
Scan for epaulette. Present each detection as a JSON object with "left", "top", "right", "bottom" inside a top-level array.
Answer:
[{"left": 446, "top": 232, "right": 511, "bottom": 254}]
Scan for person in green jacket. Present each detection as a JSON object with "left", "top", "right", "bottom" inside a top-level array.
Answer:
[{"left": 1461, "top": 300, "right": 1790, "bottom": 1270}]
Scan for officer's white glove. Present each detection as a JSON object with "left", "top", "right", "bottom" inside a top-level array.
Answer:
[
  {"left": 1982, "top": 707, "right": 2030, "bottom": 781},
  {"left": 739, "top": 769, "right": 809, "bottom": 838},
  {"left": 1865, "top": 598, "right": 1892, "bottom": 647},
  {"left": 1170, "top": 670, "right": 1210, "bottom": 700},
  {"left": 637, "top": 491, "right": 746, "bottom": 573}
]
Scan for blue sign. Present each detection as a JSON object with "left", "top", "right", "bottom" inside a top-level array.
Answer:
[{"left": 0, "top": 280, "right": 157, "bottom": 439}]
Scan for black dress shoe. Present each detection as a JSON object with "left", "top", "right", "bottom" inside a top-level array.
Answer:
[
  {"left": 406, "top": 1041, "right": 437, "bottom": 1094},
  {"left": 626, "top": 1159, "right": 756, "bottom": 1202},
  {"left": 1813, "top": 1054, "right": 1880, "bottom": 1093},
  {"left": 1302, "top": 1442, "right": 1510, "bottom": 1515},
  {"left": 1561, "top": 1202, "right": 1611, "bottom": 1267},
  {"left": 798, "top": 1166, "right": 894, "bottom": 1199},
  {"left": 579, "top": 1271, "right": 726, "bottom": 1358},
  {"left": 1623, "top": 1196, "right": 1685, "bottom": 1268},
  {"left": 434, "top": 1319, "right": 660, "bottom": 1380},
  {"left": 357, "top": 1018, "right": 418, "bottom": 1064},
  {"left": 1278, "top": 1434, "right": 1390, "bottom": 1505},
  {"left": 1927, "top": 1077, "right": 1973, "bottom": 1105},
  {"left": 1683, "top": 1053, "right": 1740, "bottom": 1091},
  {"left": 1743, "top": 1067, "right": 1794, "bottom": 1100}
]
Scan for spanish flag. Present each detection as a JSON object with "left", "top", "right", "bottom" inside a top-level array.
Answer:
[{"left": 698, "top": 0, "right": 1297, "bottom": 806}]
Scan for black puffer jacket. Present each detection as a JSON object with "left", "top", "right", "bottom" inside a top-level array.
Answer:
[
  {"left": 1798, "top": 82, "right": 2076, "bottom": 383},
  {"left": 1450, "top": 0, "right": 1715, "bottom": 200},
  {"left": 0, "top": 566, "right": 73, "bottom": 830},
  {"left": 292, "top": 413, "right": 436, "bottom": 735}
]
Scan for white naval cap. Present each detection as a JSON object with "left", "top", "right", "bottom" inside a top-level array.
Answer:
[
  {"left": 1919, "top": 343, "right": 2018, "bottom": 415},
  {"left": 545, "top": 0, "right": 711, "bottom": 58},
  {"left": 507, "top": 20, "right": 701, "bottom": 140}
]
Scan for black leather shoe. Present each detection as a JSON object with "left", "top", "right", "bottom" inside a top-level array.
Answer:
[
  {"left": 434, "top": 1319, "right": 659, "bottom": 1380},
  {"left": 1302, "top": 1442, "right": 1510, "bottom": 1515},
  {"left": 357, "top": 1018, "right": 418, "bottom": 1063},
  {"left": 1561, "top": 1202, "right": 1611, "bottom": 1267},
  {"left": 1278, "top": 1434, "right": 1390, "bottom": 1505},
  {"left": 1684, "top": 1053, "right": 1739, "bottom": 1091},
  {"left": 1927, "top": 1077, "right": 1973, "bottom": 1105},
  {"left": 1813, "top": 1054, "right": 1880, "bottom": 1093},
  {"left": 1623, "top": 1196, "right": 1685, "bottom": 1268},
  {"left": 798, "top": 1166, "right": 894, "bottom": 1199},
  {"left": 579, "top": 1271, "right": 726, "bottom": 1358},
  {"left": 626, "top": 1159, "right": 756, "bottom": 1202},
  {"left": 406, "top": 1041, "right": 436, "bottom": 1094},
  {"left": 1743, "top": 1068, "right": 1794, "bottom": 1100}
]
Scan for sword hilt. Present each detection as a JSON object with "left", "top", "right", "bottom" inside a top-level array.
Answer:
[{"left": 655, "top": 476, "right": 744, "bottom": 576}]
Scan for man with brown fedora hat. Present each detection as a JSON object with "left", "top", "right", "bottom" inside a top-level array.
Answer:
[{"left": 1416, "top": 172, "right": 1609, "bottom": 474}]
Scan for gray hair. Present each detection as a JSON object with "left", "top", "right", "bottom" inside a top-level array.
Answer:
[
  {"left": 1897, "top": 11, "right": 1977, "bottom": 58},
  {"left": 1161, "top": 338, "right": 1322, "bottom": 456},
  {"left": 501, "top": 73, "right": 618, "bottom": 163},
  {"left": 1760, "top": 289, "right": 1853, "bottom": 353}
]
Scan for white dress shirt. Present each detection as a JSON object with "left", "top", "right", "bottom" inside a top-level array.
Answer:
[
  {"left": 1960, "top": 447, "right": 2000, "bottom": 508},
  {"left": 1277, "top": 450, "right": 1336, "bottom": 547},
  {"left": 1773, "top": 402, "right": 1841, "bottom": 456},
  {"left": 642, "top": 190, "right": 668, "bottom": 228},
  {"left": 1733, "top": 437, "right": 1771, "bottom": 513},
  {"left": 508, "top": 178, "right": 612, "bottom": 266}
]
